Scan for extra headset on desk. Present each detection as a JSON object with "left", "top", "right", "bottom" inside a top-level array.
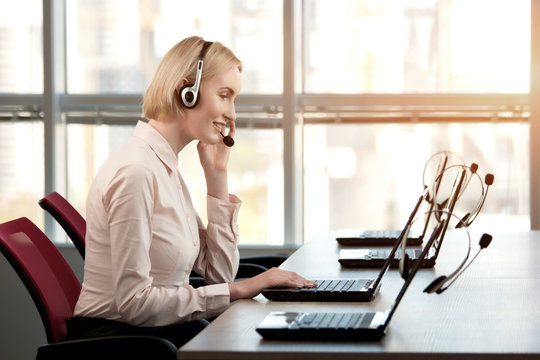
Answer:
[
  {"left": 402, "top": 153, "right": 495, "bottom": 295},
  {"left": 178, "top": 40, "right": 235, "bottom": 147},
  {"left": 422, "top": 151, "right": 494, "bottom": 228}
]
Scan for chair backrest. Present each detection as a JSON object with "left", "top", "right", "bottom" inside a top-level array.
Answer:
[
  {"left": 0, "top": 217, "right": 81, "bottom": 343},
  {"left": 39, "top": 191, "right": 86, "bottom": 258}
]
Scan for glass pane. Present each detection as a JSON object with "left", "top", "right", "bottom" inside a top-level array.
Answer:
[
  {"left": 67, "top": 123, "right": 284, "bottom": 246},
  {"left": 304, "top": 0, "right": 530, "bottom": 93},
  {"left": 66, "top": 0, "right": 282, "bottom": 94},
  {"left": 0, "top": 0, "right": 42, "bottom": 93},
  {"left": 304, "top": 122, "right": 529, "bottom": 241},
  {"left": 0, "top": 121, "right": 44, "bottom": 226}
]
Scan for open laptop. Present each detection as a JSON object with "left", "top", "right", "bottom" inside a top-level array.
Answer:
[
  {"left": 335, "top": 154, "right": 449, "bottom": 247},
  {"left": 339, "top": 165, "right": 465, "bottom": 269},
  {"left": 256, "top": 214, "right": 448, "bottom": 341},
  {"left": 260, "top": 188, "right": 429, "bottom": 302}
]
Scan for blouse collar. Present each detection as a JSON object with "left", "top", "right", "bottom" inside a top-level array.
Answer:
[{"left": 133, "top": 120, "right": 178, "bottom": 172}]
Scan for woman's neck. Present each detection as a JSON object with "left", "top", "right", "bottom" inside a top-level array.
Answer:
[{"left": 147, "top": 116, "right": 192, "bottom": 154}]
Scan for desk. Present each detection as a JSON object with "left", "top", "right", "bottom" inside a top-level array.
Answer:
[{"left": 179, "top": 231, "right": 540, "bottom": 360}]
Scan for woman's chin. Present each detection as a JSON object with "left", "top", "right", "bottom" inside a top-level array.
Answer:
[{"left": 201, "top": 135, "right": 221, "bottom": 145}]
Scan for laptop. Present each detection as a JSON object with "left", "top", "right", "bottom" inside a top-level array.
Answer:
[
  {"left": 335, "top": 228, "right": 423, "bottom": 246},
  {"left": 335, "top": 153, "right": 449, "bottom": 247},
  {"left": 338, "top": 246, "right": 436, "bottom": 268},
  {"left": 260, "top": 188, "right": 429, "bottom": 303},
  {"left": 256, "top": 216, "right": 449, "bottom": 341}
]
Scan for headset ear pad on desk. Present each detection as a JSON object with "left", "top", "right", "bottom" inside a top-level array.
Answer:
[
  {"left": 400, "top": 253, "right": 410, "bottom": 280},
  {"left": 424, "top": 275, "right": 447, "bottom": 294}
]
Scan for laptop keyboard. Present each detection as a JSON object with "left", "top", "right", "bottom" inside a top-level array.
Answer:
[
  {"left": 361, "top": 230, "right": 401, "bottom": 238},
  {"left": 290, "top": 312, "right": 376, "bottom": 329},
  {"left": 369, "top": 248, "right": 421, "bottom": 259},
  {"left": 299, "top": 279, "right": 369, "bottom": 292}
]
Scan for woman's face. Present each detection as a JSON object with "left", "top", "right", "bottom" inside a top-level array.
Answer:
[{"left": 183, "top": 65, "right": 241, "bottom": 145}]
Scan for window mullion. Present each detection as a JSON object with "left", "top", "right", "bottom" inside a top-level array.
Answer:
[
  {"left": 43, "top": 0, "right": 66, "bottom": 238},
  {"left": 283, "top": 0, "right": 303, "bottom": 246}
]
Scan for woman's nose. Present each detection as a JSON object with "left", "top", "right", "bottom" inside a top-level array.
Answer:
[{"left": 225, "top": 105, "right": 236, "bottom": 122}]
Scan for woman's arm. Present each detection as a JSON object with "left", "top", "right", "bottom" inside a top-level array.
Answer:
[{"left": 228, "top": 268, "right": 316, "bottom": 301}]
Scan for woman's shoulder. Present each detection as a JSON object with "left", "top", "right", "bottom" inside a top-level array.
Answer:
[
  {"left": 107, "top": 137, "right": 157, "bottom": 167},
  {"left": 96, "top": 139, "right": 158, "bottom": 184}
]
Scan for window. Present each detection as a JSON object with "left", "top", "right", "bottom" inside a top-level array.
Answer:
[
  {"left": 66, "top": 0, "right": 282, "bottom": 94},
  {"left": 0, "top": 0, "right": 534, "bottom": 247},
  {"left": 303, "top": 122, "right": 529, "bottom": 241},
  {"left": 0, "top": 120, "right": 44, "bottom": 225},
  {"left": 304, "top": 0, "right": 529, "bottom": 93},
  {"left": 0, "top": 0, "right": 43, "bottom": 228},
  {"left": 0, "top": 1, "right": 43, "bottom": 93},
  {"left": 301, "top": 0, "right": 531, "bottom": 241}
]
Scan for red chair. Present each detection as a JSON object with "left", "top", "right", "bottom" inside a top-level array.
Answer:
[
  {"left": 39, "top": 191, "right": 86, "bottom": 258},
  {"left": 0, "top": 217, "right": 177, "bottom": 360}
]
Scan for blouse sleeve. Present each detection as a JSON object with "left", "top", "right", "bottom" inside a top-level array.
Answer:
[
  {"left": 192, "top": 194, "right": 241, "bottom": 284},
  {"left": 103, "top": 164, "right": 231, "bottom": 326}
]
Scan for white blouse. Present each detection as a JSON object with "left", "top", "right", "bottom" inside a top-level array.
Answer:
[{"left": 74, "top": 120, "right": 241, "bottom": 327}]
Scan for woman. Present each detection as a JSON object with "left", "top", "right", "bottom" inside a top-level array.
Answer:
[{"left": 67, "top": 36, "right": 315, "bottom": 347}]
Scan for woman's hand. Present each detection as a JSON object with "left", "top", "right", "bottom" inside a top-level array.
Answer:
[
  {"left": 197, "top": 120, "right": 236, "bottom": 201},
  {"left": 228, "top": 267, "right": 317, "bottom": 302}
]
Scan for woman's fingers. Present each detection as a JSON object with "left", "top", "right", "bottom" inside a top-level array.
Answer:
[{"left": 266, "top": 268, "right": 317, "bottom": 289}]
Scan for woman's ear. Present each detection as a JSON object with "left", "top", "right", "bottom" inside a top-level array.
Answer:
[{"left": 176, "top": 78, "right": 190, "bottom": 93}]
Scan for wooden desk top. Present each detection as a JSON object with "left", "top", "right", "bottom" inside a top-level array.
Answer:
[{"left": 179, "top": 231, "right": 540, "bottom": 360}]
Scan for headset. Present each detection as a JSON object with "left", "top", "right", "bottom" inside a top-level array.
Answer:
[
  {"left": 426, "top": 159, "right": 494, "bottom": 228},
  {"left": 178, "top": 41, "right": 235, "bottom": 147},
  {"left": 455, "top": 173, "right": 494, "bottom": 228},
  {"left": 397, "top": 151, "right": 495, "bottom": 291},
  {"left": 423, "top": 232, "right": 493, "bottom": 294},
  {"left": 179, "top": 41, "right": 213, "bottom": 109},
  {"left": 399, "top": 164, "right": 468, "bottom": 281},
  {"left": 398, "top": 210, "right": 464, "bottom": 280},
  {"left": 421, "top": 151, "right": 465, "bottom": 230},
  {"left": 398, "top": 208, "right": 493, "bottom": 294},
  {"left": 422, "top": 151, "right": 465, "bottom": 199}
]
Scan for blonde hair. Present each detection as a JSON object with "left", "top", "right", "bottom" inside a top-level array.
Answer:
[{"left": 143, "top": 36, "right": 242, "bottom": 120}]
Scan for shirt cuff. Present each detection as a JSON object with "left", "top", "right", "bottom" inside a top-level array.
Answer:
[
  {"left": 202, "top": 283, "right": 231, "bottom": 317},
  {"left": 207, "top": 194, "right": 241, "bottom": 225}
]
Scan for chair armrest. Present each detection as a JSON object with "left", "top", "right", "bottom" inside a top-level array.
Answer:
[
  {"left": 190, "top": 276, "right": 208, "bottom": 288},
  {"left": 236, "top": 263, "right": 268, "bottom": 278},
  {"left": 36, "top": 335, "right": 177, "bottom": 360}
]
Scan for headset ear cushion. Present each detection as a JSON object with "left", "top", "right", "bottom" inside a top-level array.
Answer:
[{"left": 179, "top": 84, "right": 198, "bottom": 109}]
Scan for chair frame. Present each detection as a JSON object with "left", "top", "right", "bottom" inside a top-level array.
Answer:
[{"left": 39, "top": 191, "right": 86, "bottom": 258}]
